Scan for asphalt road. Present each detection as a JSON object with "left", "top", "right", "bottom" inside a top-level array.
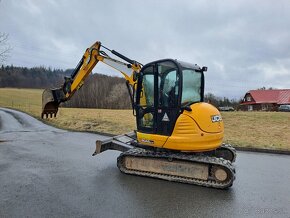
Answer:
[{"left": 0, "top": 108, "right": 290, "bottom": 218}]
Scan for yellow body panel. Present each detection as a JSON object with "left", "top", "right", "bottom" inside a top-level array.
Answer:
[
  {"left": 184, "top": 103, "right": 224, "bottom": 133},
  {"left": 137, "top": 102, "right": 224, "bottom": 152},
  {"left": 137, "top": 132, "right": 168, "bottom": 148}
]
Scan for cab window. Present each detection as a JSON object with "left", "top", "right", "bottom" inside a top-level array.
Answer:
[
  {"left": 158, "top": 62, "right": 179, "bottom": 108},
  {"left": 182, "top": 69, "right": 202, "bottom": 104}
]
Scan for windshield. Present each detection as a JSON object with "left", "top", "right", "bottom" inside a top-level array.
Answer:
[{"left": 181, "top": 69, "right": 202, "bottom": 105}]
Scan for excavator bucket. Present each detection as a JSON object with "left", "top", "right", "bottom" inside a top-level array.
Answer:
[{"left": 41, "top": 88, "right": 64, "bottom": 119}]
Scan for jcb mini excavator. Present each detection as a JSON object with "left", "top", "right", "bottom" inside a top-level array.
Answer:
[{"left": 42, "top": 41, "right": 236, "bottom": 189}]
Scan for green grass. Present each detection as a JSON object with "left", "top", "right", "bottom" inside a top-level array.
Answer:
[
  {"left": 1, "top": 88, "right": 290, "bottom": 151},
  {"left": 222, "top": 112, "right": 290, "bottom": 151},
  {"left": 0, "top": 88, "right": 43, "bottom": 115}
]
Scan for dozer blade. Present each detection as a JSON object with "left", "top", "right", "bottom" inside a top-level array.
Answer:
[{"left": 41, "top": 88, "right": 65, "bottom": 119}]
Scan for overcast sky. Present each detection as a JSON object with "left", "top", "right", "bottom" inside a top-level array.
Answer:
[{"left": 1, "top": 0, "right": 290, "bottom": 98}]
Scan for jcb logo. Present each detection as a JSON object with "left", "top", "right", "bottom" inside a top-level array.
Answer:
[
  {"left": 141, "top": 139, "right": 154, "bottom": 144},
  {"left": 211, "top": 115, "right": 222, "bottom": 123}
]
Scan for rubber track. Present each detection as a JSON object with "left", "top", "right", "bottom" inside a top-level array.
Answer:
[
  {"left": 117, "top": 148, "right": 236, "bottom": 189},
  {"left": 219, "top": 143, "right": 237, "bottom": 162}
]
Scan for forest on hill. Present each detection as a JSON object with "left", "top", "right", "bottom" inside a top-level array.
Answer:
[
  {"left": 0, "top": 65, "right": 131, "bottom": 109},
  {"left": 0, "top": 65, "right": 71, "bottom": 88},
  {"left": 0, "top": 65, "right": 241, "bottom": 109}
]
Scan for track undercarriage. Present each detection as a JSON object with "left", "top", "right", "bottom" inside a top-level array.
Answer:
[{"left": 93, "top": 132, "right": 236, "bottom": 189}]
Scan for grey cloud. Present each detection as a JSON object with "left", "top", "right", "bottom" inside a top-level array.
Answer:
[{"left": 0, "top": 0, "right": 289, "bottom": 98}]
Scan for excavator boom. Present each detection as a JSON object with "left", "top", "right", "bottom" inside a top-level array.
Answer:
[{"left": 41, "top": 41, "right": 141, "bottom": 118}]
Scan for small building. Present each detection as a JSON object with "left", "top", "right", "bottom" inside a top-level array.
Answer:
[{"left": 239, "top": 89, "right": 290, "bottom": 111}]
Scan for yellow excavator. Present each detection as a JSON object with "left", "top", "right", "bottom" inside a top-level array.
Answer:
[{"left": 42, "top": 41, "right": 236, "bottom": 189}]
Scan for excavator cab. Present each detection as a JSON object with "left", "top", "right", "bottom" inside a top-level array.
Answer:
[
  {"left": 135, "top": 59, "right": 205, "bottom": 137},
  {"left": 132, "top": 59, "right": 224, "bottom": 152}
]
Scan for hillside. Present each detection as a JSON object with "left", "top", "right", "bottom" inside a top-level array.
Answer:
[
  {"left": 0, "top": 65, "right": 71, "bottom": 88},
  {"left": 0, "top": 65, "right": 131, "bottom": 109}
]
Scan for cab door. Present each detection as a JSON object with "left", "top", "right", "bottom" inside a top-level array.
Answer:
[
  {"left": 136, "top": 65, "right": 156, "bottom": 134},
  {"left": 136, "top": 60, "right": 181, "bottom": 137},
  {"left": 156, "top": 61, "right": 180, "bottom": 136}
]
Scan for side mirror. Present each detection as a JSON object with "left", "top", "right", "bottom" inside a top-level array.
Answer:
[{"left": 202, "top": 66, "right": 207, "bottom": 72}]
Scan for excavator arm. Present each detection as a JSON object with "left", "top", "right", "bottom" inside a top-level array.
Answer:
[{"left": 41, "top": 41, "right": 142, "bottom": 118}]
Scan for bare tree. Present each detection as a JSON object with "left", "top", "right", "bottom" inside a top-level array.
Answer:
[{"left": 0, "top": 33, "right": 12, "bottom": 64}]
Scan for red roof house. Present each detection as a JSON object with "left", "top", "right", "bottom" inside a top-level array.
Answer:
[{"left": 240, "top": 89, "right": 290, "bottom": 111}]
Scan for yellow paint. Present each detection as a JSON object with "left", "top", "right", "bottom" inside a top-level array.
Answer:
[
  {"left": 136, "top": 102, "right": 224, "bottom": 152},
  {"left": 70, "top": 42, "right": 101, "bottom": 96},
  {"left": 184, "top": 102, "right": 224, "bottom": 133},
  {"left": 137, "top": 132, "right": 168, "bottom": 147},
  {"left": 65, "top": 41, "right": 142, "bottom": 99}
]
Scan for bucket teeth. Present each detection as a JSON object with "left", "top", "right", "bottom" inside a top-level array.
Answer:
[{"left": 41, "top": 111, "right": 58, "bottom": 119}]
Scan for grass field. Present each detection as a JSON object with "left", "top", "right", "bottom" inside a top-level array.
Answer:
[{"left": 1, "top": 88, "right": 289, "bottom": 151}]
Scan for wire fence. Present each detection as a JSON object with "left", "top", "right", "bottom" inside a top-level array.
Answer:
[{"left": 1, "top": 100, "right": 41, "bottom": 116}]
